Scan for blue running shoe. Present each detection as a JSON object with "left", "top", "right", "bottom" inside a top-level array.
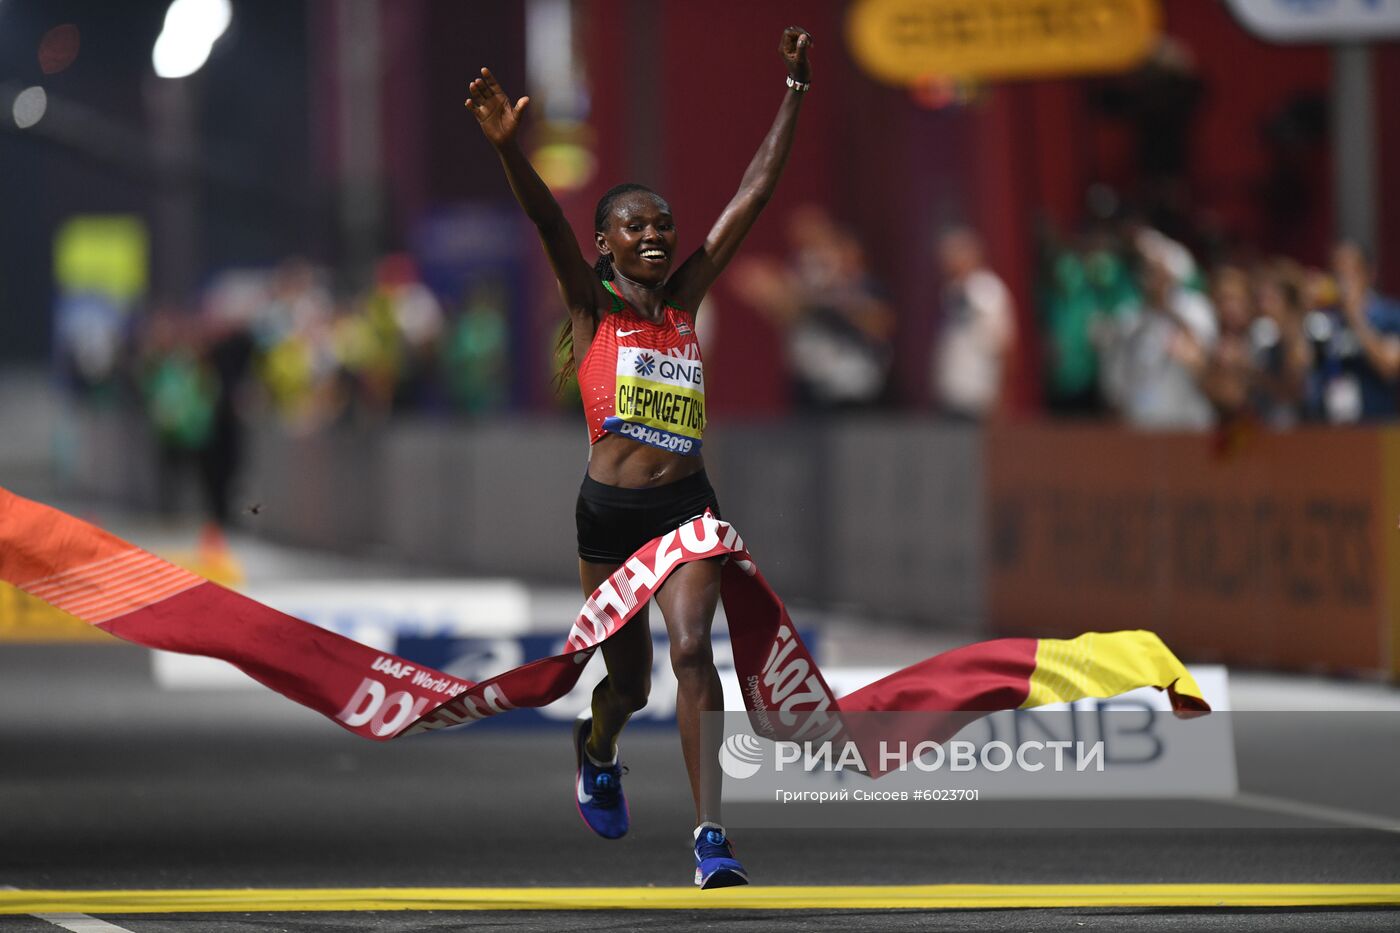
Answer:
[
  {"left": 573, "top": 717, "right": 628, "bottom": 839},
  {"left": 693, "top": 823, "right": 748, "bottom": 889}
]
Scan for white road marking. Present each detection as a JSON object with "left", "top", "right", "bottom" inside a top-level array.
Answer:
[
  {"left": 1230, "top": 792, "right": 1400, "bottom": 834},
  {"left": 0, "top": 888, "right": 137, "bottom": 933},
  {"left": 29, "top": 913, "right": 138, "bottom": 933}
]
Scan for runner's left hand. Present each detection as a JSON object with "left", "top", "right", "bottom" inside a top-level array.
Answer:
[{"left": 781, "top": 26, "right": 812, "bottom": 84}]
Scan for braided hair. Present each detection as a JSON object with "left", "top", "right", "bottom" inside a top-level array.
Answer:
[{"left": 555, "top": 183, "right": 667, "bottom": 389}]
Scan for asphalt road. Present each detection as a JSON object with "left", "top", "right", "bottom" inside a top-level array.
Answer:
[
  {"left": 2, "top": 643, "right": 1399, "bottom": 932},
  {"left": 2, "top": 492, "right": 1398, "bottom": 931}
]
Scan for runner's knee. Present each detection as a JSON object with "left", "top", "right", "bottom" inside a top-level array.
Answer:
[{"left": 669, "top": 631, "right": 714, "bottom": 673}]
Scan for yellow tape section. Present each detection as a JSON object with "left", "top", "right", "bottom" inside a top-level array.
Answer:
[
  {"left": 1021, "top": 631, "right": 1204, "bottom": 710},
  {"left": 2, "top": 885, "right": 1398, "bottom": 913},
  {"left": 0, "top": 583, "right": 115, "bottom": 643},
  {"left": 0, "top": 551, "right": 237, "bottom": 643}
]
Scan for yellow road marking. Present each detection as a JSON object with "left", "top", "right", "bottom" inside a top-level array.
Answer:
[{"left": 1, "top": 885, "right": 1398, "bottom": 913}]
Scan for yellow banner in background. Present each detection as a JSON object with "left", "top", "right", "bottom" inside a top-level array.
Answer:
[
  {"left": 846, "top": 0, "right": 1160, "bottom": 84},
  {"left": 53, "top": 215, "right": 149, "bottom": 304}
]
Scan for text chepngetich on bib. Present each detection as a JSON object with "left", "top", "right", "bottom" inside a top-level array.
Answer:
[{"left": 604, "top": 346, "right": 706, "bottom": 455}]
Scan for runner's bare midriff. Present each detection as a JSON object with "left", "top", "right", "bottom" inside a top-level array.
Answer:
[{"left": 587, "top": 433, "right": 705, "bottom": 488}]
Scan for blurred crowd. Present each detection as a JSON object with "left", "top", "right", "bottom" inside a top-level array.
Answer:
[
  {"left": 733, "top": 205, "right": 1013, "bottom": 420},
  {"left": 1039, "top": 223, "right": 1400, "bottom": 430},
  {"left": 61, "top": 255, "right": 513, "bottom": 525},
  {"left": 732, "top": 200, "right": 1400, "bottom": 432},
  {"left": 61, "top": 206, "right": 1400, "bottom": 530}
]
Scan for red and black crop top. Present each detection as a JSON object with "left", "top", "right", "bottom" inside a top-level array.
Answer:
[{"left": 577, "top": 280, "right": 706, "bottom": 455}]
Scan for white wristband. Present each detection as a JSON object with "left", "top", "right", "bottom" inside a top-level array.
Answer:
[{"left": 786, "top": 75, "right": 811, "bottom": 92}]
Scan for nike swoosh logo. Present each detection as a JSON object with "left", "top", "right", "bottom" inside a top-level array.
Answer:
[
  {"left": 616, "top": 328, "right": 644, "bottom": 337},
  {"left": 577, "top": 773, "right": 593, "bottom": 804}
]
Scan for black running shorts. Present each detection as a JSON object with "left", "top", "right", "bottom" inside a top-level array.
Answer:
[{"left": 576, "top": 470, "right": 721, "bottom": 564}]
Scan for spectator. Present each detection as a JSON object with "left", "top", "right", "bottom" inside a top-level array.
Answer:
[
  {"left": 137, "top": 308, "right": 217, "bottom": 517},
  {"left": 197, "top": 301, "right": 256, "bottom": 529},
  {"left": 1249, "top": 259, "right": 1312, "bottom": 428},
  {"left": 735, "top": 205, "right": 894, "bottom": 411},
  {"left": 1318, "top": 240, "right": 1400, "bottom": 423},
  {"left": 255, "top": 261, "right": 341, "bottom": 430},
  {"left": 1099, "top": 251, "right": 1217, "bottom": 430},
  {"left": 1040, "top": 227, "right": 1138, "bottom": 415},
  {"left": 445, "top": 279, "right": 511, "bottom": 414},
  {"left": 1198, "top": 265, "right": 1256, "bottom": 422},
  {"left": 931, "top": 227, "right": 1016, "bottom": 420}
]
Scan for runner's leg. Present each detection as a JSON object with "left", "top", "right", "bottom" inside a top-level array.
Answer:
[
  {"left": 654, "top": 558, "right": 724, "bottom": 825},
  {"left": 579, "top": 559, "right": 652, "bottom": 760}
]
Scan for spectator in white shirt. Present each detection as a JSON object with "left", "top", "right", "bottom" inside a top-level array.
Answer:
[
  {"left": 1099, "top": 253, "right": 1218, "bottom": 430},
  {"left": 931, "top": 228, "right": 1016, "bottom": 419}
]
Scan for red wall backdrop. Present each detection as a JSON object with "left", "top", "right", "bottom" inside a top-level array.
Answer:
[
  {"left": 576, "top": 1, "right": 849, "bottom": 416},
  {"left": 402, "top": 1, "right": 1395, "bottom": 415},
  {"left": 579, "top": 1, "right": 977, "bottom": 416},
  {"left": 1161, "top": 0, "right": 1333, "bottom": 261},
  {"left": 981, "top": 1, "right": 1342, "bottom": 411}
]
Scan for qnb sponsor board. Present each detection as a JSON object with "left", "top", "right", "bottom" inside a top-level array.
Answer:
[
  {"left": 717, "top": 666, "right": 1234, "bottom": 811},
  {"left": 151, "top": 580, "right": 531, "bottom": 689},
  {"left": 1225, "top": 0, "right": 1400, "bottom": 43}
]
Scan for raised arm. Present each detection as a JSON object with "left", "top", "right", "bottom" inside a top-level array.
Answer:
[
  {"left": 666, "top": 27, "right": 812, "bottom": 313},
  {"left": 466, "top": 68, "right": 606, "bottom": 321}
]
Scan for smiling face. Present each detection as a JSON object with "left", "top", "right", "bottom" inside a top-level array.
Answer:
[{"left": 596, "top": 191, "right": 677, "bottom": 287}]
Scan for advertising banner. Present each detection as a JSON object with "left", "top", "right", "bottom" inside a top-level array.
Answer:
[
  {"left": 1225, "top": 0, "right": 1400, "bottom": 43},
  {"left": 987, "top": 425, "right": 1399, "bottom": 675},
  {"left": 846, "top": 0, "right": 1160, "bottom": 84}
]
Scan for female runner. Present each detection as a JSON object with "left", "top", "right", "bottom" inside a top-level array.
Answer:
[{"left": 465, "top": 25, "right": 811, "bottom": 888}]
